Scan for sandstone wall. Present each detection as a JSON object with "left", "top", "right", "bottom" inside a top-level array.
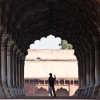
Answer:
[{"left": 26, "top": 49, "right": 77, "bottom": 60}]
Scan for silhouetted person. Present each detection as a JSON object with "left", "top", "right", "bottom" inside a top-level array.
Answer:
[{"left": 48, "top": 73, "right": 56, "bottom": 97}]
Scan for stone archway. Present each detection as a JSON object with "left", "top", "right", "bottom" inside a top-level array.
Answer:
[
  {"left": 56, "top": 87, "right": 69, "bottom": 96},
  {"left": 0, "top": 0, "right": 100, "bottom": 98}
]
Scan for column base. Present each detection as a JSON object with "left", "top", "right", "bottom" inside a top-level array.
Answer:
[
  {"left": 17, "top": 87, "right": 21, "bottom": 97},
  {"left": 22, "top": 88, "right": 26, "bottom": 96},
  {"left": 19, "top": 88, "right": 23, "bottom": 96},
  {"left": 96, "top": 86, "right": 100, "bottom": 99},
  {"left": 82, "top": 87, "right": 89, "bottom": 97},
  {"left": 80, "top": 88, "right": 85, "bottom": 97},
  {"left": 76, "top": 89, "right": 82, "bottom": 97},
  {"left": 76, "top": 89, "right": 81, "bottom": 96},
  {"left": 2, "top": 85, "right": 11, "bottom": 98},
  {"left": 86, "top": 86, "right": 94, "bottom": 98},
  {"left": 74, "top": 89, "right": 78, "bottom": 96},
  {"left": 14, "top": 87, "right": 19, "bottom": 97},
  {"left": 20, "top": 87, "right": 25, "bottom": 97},
  {"left": 8, "top": 86, "right": 16, "bottom": 98},
  {"left": 0, "top": 86, "right": 6, "bottom": 98},
  {"left": 91, "top": 85, "right": 100, "bottom": 98},
  {"left": 19, "top": 87, "right": 22, "bottom": 96}
]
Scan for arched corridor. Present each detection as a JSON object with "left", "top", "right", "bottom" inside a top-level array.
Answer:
[{"left": 0, "top": 0, "right": 100, "bottom": 99}]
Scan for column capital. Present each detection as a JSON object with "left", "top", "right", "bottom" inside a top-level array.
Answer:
[
  {"left": 7, "top": 36, "right": 14, "bottom": 46},
  {"left": 93, "top": 36, "right": 100, "bottom": 43},
  {"left": 86, "top": 49, "right": 89, "bottom": 54},
  {"left": 16, "top": 49, "right": 20, "bottom": 55},
  {"left": 93, "top": 36, "right": 100, "bottom": 49},
  {"left": 82, "top": 52, "right": 86, "bottom": 58},
  {"left": 22, "top": 55, "right": 25, "bottom": 61},
  {"left": 1, "top": 26, "right": 8, "bottom": 39},
  {"left": 1, "top": 34, "right": 9, "bottom": 43},
  {"left": 13, "top": 44, "right": 18, "bottom": 51}
]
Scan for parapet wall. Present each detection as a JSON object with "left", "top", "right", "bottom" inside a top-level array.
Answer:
[{"left": 26, "top": 49, "right": 77, "bottom": 60}]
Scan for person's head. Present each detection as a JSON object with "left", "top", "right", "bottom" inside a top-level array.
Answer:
[{"left": 49, "top": 73, "right": 52, "bottom": 77}]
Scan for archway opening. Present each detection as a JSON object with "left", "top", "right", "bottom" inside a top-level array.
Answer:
[{"left": 24, "top": 35, "right": 78, "bottom": 97}]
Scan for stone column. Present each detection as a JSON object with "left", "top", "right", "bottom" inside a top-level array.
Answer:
[
  {"left": 83, "top": 49, "right": 90, "bottom": 97},
  {"left": 7, "top": 38, "right": 16, "bottom": 98},
  {"left": 19, "top": 53, "right": 23, "bottom": 96},
  {"left": 75, "top": 53, "right": 82, "bottom": 96},
  {"left": 0, "top": 36, "right": 6, "bottom": 98},
  {"left": 21, "top": 55, "right": 25, "bottom": 96},
  {"left": 74, "top": 49, "right": 83, "bottom": 96},
  {"left": 82, "top": 54, "right": 86, "bottom": 88},
  {"left": 12, "top": 45, "right": 18, "bottom": 97},
  {"left": 81, "top": 52, "right": 86, "bottom": 97},
  {"left": 92, "top": 37, "right": 100, "bottom": 98},
  {"left": 87, "top": 46, "right": 95, "bottom": 97},
  {"left": 15, "top": 49, "right": 20, "bottom": 96},
  {"left": 18, "top": 53, "right": 21, "bottom": 96},
  {"left": 1, "top": 34, "right": 11, "bottom": 98},
  {"left": 17, "top": 50, "right": 22, "bottom": 96},
  {"left": 79, "top": 53, "right": 83, "bottom": 89},
  {"left": 0, "top": 3, "right": 7, "bottom": 99},
  {"left": 19, "top": 53, "right": 22, "bottom": 96},
  {"left": 78, "top": 55, "right": 82, "bottom": 89},
  {"left": 86, "top": 50, "right": 90, "bottom": 87}
]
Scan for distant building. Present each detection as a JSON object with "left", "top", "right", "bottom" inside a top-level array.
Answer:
[{"left": 24, "top": 49, "right": 78, "bottom": 96}]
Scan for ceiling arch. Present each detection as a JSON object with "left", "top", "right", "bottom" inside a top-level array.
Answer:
[{"left": 1, "top": 0, "right": 99, "bottom": 55}]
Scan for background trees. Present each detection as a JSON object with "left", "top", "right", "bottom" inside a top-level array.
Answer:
[{"left": 59, "top": 40, "right": 73, "bottom": 49}]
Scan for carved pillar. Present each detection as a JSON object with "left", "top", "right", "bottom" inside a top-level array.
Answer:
[
  {"left": 1, "top": 33, "right": 11, "bottom": 98},
  {"left": 15, "top": 49, "right": 20, "bottom": 96},
  {"left": 0, "top": 3, "right": 7, "bottom": 99},
  {"left": 74, "top": 48, "right": 83, "bottom": 96},
  {"left": 18, "top": 52, "right": 21, "bottom": 96},
  {"left": 83, "top": 49, "right": 90, "bottom": 97},
  {"left": 94, "top": 40, "right": 100, "bottom": 86},
  {"left": 12, "top": 45, "right": 18, "bottom": 97},
  {"left": 80, "top": 52, "right": 86, "bottom": 97},
  {"left": 20, "top": 53, "right": 23, "bottom": 96},
  {"left": 17, "top": 50, "right": 22, "bottom": 96},
  {"left": 20, "top": 53, "right": 25, "bottom": 96},
  {"left": 86, "top": 50, "right": 90, "bottom": 87},
  {"left": 7, "top": 38, "right": 16, "bottom": 98},
  {"left": 87, "top": 46, "right": 95, "bottom": 97},
  {"left": 0, "top": 36, "right": 6, "bottom": 98},
  {"left": 21, "top": 55, "right": 25, "bottom": 96},
  {"left": 92, "top": 37, "right": 100, "bottom": 98},
  {"left": 75, "top": 52, "right": 82, "bottom": 96},
  {"left": 19, "top": 53, "right": 22, "bottom": 96},
  {"left": 78, "top": 54, "right": 82, "bottom": 89},
  {"left": 79, "top": 53, "right": 83, "bottom": 89},
  {"left": 83, "top": 54, "right": 86, "bottom": 88}
]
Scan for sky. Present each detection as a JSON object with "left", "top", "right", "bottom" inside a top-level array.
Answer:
[{"left": 30, "top": 35, "right": 61, "bottom": 49}]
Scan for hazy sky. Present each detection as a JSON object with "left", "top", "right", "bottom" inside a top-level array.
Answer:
[{"left": 30, "top": 35, "right": 61, "bottom": 49}]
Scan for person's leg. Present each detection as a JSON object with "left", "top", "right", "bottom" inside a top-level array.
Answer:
[
  {"left": 50, "top": 87, "right": 52, "bottom": 96},
  {"left": 52, "top": 86, "right": 56, "bottom": 97},
  {"left": 50, "top": 92, "right": 52, "bottom": 96}
]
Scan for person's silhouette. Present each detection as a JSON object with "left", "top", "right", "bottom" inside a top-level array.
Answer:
[{"left": 48, "top": 73, "right": 56, "bottom": 97}]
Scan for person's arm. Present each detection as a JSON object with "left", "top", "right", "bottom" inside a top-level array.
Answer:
[{"left": 54, "top": 75, "right": 56, "bottom": 80}]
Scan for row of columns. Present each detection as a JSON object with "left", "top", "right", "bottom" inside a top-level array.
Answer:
[
  {"left": 0, "top": 32, "right": 26, "bottom": 98},
  {"left": 74, "top": 37, "right": 100, "bottom": 99}
]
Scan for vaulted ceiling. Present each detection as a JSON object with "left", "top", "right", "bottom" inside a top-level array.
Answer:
[{"left": 0, "top": 0, "right": 100, "bottom": 56}]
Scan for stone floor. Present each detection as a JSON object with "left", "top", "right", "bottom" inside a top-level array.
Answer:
[
  {"left": 16, "top": 96, "right": 98, "bottom": 100},
  {"left": 0, "top": 96, "right": 99, "bottom": 100}
]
